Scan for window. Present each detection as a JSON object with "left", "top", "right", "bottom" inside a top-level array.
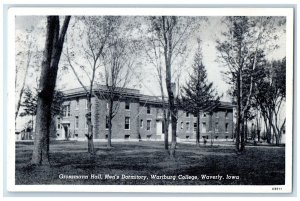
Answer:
[
  {"left": 106, "top": 116, "right": 109, "bottom": 129},
  {"left": 75, "top": 116, "right": 79, "bottom": 129},
  {"left": 140, "top": 119, "right": 143, "bottom": 128},
  {"left": 147, "top": 106, "right": 151, "bottom": 114},
  {"left": 186, "top": 122, "right": 190, "bottom": 132},
  {"left": 63, "top": 105, "right": 70, "bottom": 117},
  {"left": 75, "top": 98, "right": 79, "bottom": 110},
  {"left": 57, "top": 117, "right": 61, "bottom": 129},
  {"left": 203, "top": 112, "right": 207, "bottom": 118},
  {"left": 193, "top": 123, "right": 197, "bottom": 132},
  {"left": 124, "top": 135, "right": 130, "bottom": 140},
  {"left": 125, "top": 101, "right": 130, "bottom": 110},
  {"left": 125, "top": 117, "right": 130, "bottom": 130},
  {"left": 215, "top": 122, "right": 219, "bottom": 132},
  {"left": 225, "top": 123, "right": 229, "bottom": 133},
  {"left": 180, "top": 122, "right": 183, "bottom": 129},
  {"left": 225, "top": 111, "right": 229, "bottom": 119},
  {"left": 186, "top": 112, "right": 190, "bottom": 117},
  {"left": 147, "top": 120, "right": 151, "bottom": 131}
]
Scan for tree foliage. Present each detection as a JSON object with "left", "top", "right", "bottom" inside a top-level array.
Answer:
[
  {"left": 216, "top": 16, "right": 285, "bottom": 150},
  {"left": 253, "top": 57, "right": 286, "bottom": 144},
  {"left": 65, "top": 16, "right": 121, "bottom": 154},
  {"left": 20, "top": 87, "right": 65, "bottom": 118},
  {"left": 181, "top": 40, "right": 221, "bottom": 145},
  {"left": 149, "top": 16, "right": 199, "bottom": 157}
]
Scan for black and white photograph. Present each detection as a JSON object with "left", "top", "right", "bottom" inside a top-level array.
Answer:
[{"left": 6, "top": 7, "right": 293, "bottom": 193}]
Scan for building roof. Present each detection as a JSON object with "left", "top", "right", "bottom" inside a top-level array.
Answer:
[
  {"left": 63, "top": 86, "right": 140, "bottom": 99},
  {"left": 62, "top": 86, "right": 235, "bottom": 109}
]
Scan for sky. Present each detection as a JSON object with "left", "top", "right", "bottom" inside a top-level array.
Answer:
[{"left": 14, "top": 16, "right": 286, "bottom": 129}]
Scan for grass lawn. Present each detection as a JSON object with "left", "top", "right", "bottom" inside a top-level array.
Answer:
[{"left": 15, "top": 140, "right": 285, "bottom": 185}]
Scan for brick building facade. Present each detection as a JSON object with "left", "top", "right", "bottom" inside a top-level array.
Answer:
[{"left": 54, "top": 87, "right": 234, "bottom": 142}]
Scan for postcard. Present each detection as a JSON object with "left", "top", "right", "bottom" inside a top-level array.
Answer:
[{"left": 6, "top": 6, "right": 294, "bottom": 193}]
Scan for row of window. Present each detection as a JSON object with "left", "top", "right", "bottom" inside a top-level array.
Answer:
[
  {"left": 185, "top": 111, "right": 230, "bottom": 119},
  {"left": 178, "top": 121, "right": 230, "bottom": 133},
  {"left": 67, "top": 98, "right": 232, "bottom": 119},
  {"left": 65, "top": 99, "right": 153, "bottom": 116},
  {"left": 58, "top": 116, "right": 229, "bottom": 133}
]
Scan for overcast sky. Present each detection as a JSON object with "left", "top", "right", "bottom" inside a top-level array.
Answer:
[{"left": 15, "top": 16, "right": 286, "bottom": 129}]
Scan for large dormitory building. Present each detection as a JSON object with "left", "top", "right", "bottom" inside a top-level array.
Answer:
[{"left": 53, "top": 86, "right": 234, "bottom": 142}]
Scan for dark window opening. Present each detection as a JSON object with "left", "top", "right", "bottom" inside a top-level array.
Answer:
[
  {"left": 75, "top": 116, "right": 79, "bottom": 129},
  {"left": 225, "top": 123, "right": 229, "bottom": 132},
  {"left": 147, "top": 120, "right": 151, "bottom": 131},
  {"left": 193, "top": 123, "right": 197, "bottom": 132},
  {"left": 147, "top": 106, "right": 151, "bottom": 114},
  {"left": 125, "top": 117, "right": 130, "bottom": 130},
  {"left": 125, "top": 101, "right": 130, "bottom": 110}
]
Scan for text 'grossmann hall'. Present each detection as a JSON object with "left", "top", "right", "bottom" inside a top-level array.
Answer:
[{"left": 55, "top": 86, "right": 234, "bottom": 142}]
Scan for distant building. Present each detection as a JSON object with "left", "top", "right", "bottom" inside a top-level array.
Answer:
[
  {"left": 53, "top": 87, "right": 234, "bottom": 142},
  {"left": 15, "top": 127, "right": 33, "bottom": 141}
]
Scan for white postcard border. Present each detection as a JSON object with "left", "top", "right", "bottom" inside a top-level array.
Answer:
[{"left": 6, "top": 7, "right": 294, "bottom": 193}]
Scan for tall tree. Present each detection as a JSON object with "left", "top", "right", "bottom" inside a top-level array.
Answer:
[
  {"left": 99, "top": 34, "right": 137, "bottom": 148},
  {"left": 31, "top": 16, "right": 70, "bottom": 165},
  {"left": 254, "top": 58, "right": 286, "bottom": 145},
  {"left": 65, "top": 16, "right": 120, "bottom": 154},
  {"left": 216, "top": 16, "right": 283, "bottom": 151},
  {"left": 149, "top": 16, "right": 197, "bottom": 158},
  {"left": 15, "top": 27, "right": 42, "bottom": 121},
  {"left": 181, "top": 39, "right": 220, "bottom": 146},
  {"left": 144, "top": 28, "right": 171, "bottom": 150}
]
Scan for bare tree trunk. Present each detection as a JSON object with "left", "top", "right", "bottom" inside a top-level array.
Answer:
[
  {"left": 236, "top": 71, "right": 241, "bottom": 151},
  {"left": 107, "top": 99, "right": 113, "bottom": 148},
  {"left": 15, "top": 42, "right": 33, "bottom": 121},
  {"left": 169, "top": 109, "right": 177, "bottom": 158},
  {"left": 15, "top": 70, "right": 29, "bottom": 121},
  {"left": 245, "top": 119, "right": 248, "bottom": 143},
  {"left": 163, "top": 109, "right": 170, "bottom": 150},
  {"left": 270, "top": 120, "right": 280, "bottom": 145},
  {"left": 267, "top": 109, "right": 273, "bottom": 144},
  {"left": 196, "top": 113, "right": 200, "bottom": 146},
  {"left": 166, "top": 70, "right": 177, "bottom": 158},
  {"left": 86, "top": 94, "right": 95, "bottom": 154},
  {"left": 240, "top": 118, "right": 245, "bottom": 151},
  {"left": 161, "top": 83, "right": 169, "bottom": 150},
  {"left": 31, "top": 16, "right": 71, "bottom": 165}
]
